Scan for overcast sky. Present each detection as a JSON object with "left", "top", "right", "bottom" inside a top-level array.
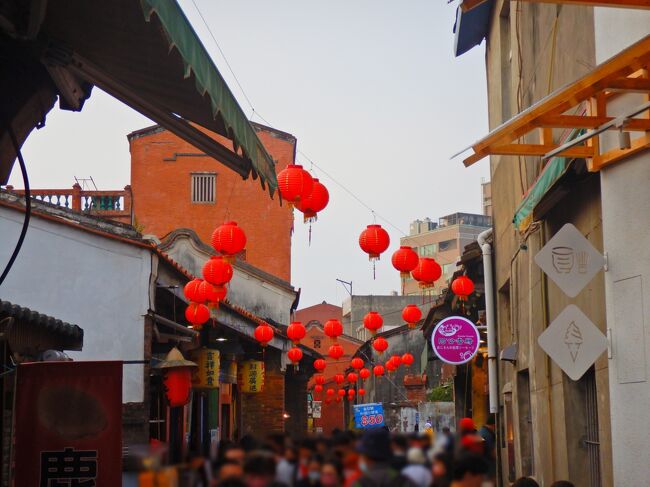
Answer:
[{"left": 8, "top": 0, "right": 489, "bottom": 309}]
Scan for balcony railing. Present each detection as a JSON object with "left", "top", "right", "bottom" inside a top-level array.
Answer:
[{"left": 5, "top": 184, "right": 132, "bottom": 223}]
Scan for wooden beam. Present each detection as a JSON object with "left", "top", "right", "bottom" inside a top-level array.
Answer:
[
  {"left": 486, "top": 144, "right": 594, "bottom": 158},
  {"left": 606, "top": 77, "right": 650, "bottom": 92},
  {"left": 591, "top": 133, "right": 650, "bottom": 170},
  {"left": 538, "top": 114, "right": 650, "bottom": 131},
  {"left": 520, "top": 0, "right": 650, "bottom": 9}
]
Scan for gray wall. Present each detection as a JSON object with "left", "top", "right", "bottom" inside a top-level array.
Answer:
[{"left": 343, "top": 295, "right": 425, "bottom": 341}]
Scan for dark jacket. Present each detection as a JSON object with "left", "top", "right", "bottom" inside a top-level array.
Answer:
[{"left": 352, "top": 464, "right": 417, "bottom": 487}]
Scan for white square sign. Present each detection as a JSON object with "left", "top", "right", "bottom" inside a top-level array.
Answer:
[
  {"left": 538, "top": 304, "right": 607, "bottom": 381},
  {"left": 534, "top": 223, "right": 605, "bottom": 298}
]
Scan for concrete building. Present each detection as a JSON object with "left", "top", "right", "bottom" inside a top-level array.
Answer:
[
  {"left": 482, "top": 179, "right": 492, "bottom": 217},
  {"left": 402, "top": 213, "right": 491, "bottom": 296}
]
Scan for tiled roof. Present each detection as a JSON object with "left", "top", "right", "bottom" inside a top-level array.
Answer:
[{"left": 0, "top": 300, "right": 84, "bottom": 345}]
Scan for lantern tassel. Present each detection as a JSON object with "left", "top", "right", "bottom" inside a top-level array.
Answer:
[{"left": 309, "top": 223, "right": 312, "bottom": 246}]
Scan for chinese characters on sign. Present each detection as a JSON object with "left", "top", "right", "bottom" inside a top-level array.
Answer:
[
  {"left": 40, "top": 447, "right": 97, "bottom": 487},
  {"left": 353, "top": 403, "right": 385, "bottom": 429},
  {"left": 238, "top": 360, "right": 265, "bottom": 393},
  {"left": 193, "top": 348, "right": 220, "bottom": 388},
  {"left": 431, "top": 316, "right": 480, "bottom": 365}
]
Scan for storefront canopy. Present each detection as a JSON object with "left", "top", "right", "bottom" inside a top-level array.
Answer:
[
  {"left": 0, "top": 0, "right": 277, "bottom": 194},
  {"left": 459, "top": 35, "right": 650, "bottom": 172}
]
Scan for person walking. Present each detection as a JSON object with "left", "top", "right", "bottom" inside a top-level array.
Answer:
[{"left": 401, "top": 448, "right": 432, "bottom": 487}]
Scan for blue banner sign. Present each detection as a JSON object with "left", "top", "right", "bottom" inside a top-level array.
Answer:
[{"left": 353, "top": 403, "right": 385, "bottom": 429}]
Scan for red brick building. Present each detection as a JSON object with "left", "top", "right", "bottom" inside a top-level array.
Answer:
[{"left": 128, "top": 122, "right": 295, "bottom": 281}]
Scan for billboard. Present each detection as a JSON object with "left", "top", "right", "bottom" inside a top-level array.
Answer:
[{"left": 353, "top": 403, "right": 385, "bottom": 429}]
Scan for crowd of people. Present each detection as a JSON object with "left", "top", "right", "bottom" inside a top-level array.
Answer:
[{"left": 204, "top": 416, "right": 575, "bottom": 487}]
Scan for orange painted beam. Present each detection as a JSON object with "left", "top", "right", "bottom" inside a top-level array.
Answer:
[{"left": 520, "top": 0, "right": 650, "bottom": 8}]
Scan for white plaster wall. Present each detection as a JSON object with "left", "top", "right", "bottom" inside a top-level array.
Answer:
[
  {"left": 0, "top": 208, "right": 150, "bottom": 403},
  {"left": 594, "top": 8, "right": 650, "bottom": 63}
]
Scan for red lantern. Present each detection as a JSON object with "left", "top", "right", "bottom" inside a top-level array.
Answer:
[
  {"left": 391, "top": 246, "right": 419, "bottom": 278},
  {"left": 358, "top": 388, "right": 366, "bottom": 396},
  {"left": 211, "top": 221, "right": 246, "bottom": 259},
  {"left": 337, "top": 389, "right": 346, "bottom": 397},
  {"left": 402, "top": 352, "right": 414, "bottom": 368},
  {"left": 287, "top": 322, "right": 306, "bottom": 344},
  {"left": 295, "top": 178, "right": 329, "bottom": 222},
  {"left": 351, "top": 357, "right": 364, "bottom": 370},
  {"left": 359, "top": 368, "right": 371, "bottom": 380},
  {"left": 390, "top": 354, "right": 402, "bottom": 367},
  {"left": 372, "top": 336, "right": 388, "bottom": 354},
  {"left": 328, "top": 343, "right": 344, "bottom": 360},
  {"left": 386, "top": 359, "right": 398, "bottom": 373},
  {"left": 288, "top": 347, "right": 303, "bottom": 365},
  {"left": 335, "top": 396, "right": 342, "bottom": 403},
  {"left": 359, "top": 224, "right": 390, "bottom": 261},
  {"left": 277, "top": 164, "right": 314, "bottom": 206},
  {"left": 314, "top": 359, "right": 327, "bottom": 372},
  {"left": 315, "top": 375, "right": 326, "bottom": 386},
  {"left": 325, "top": 398, "right": 332, "bottom": 405},
  {"left": 373, "top": 365, "right": 385, "bottom": 377},
  {"left": 348, "top": 389, "right": 356, "bottom": 399},
  {"left": 451, "top": 275, "right": 475, "bottom": 301},
  {"left": 402, "top": 304, "right": 422, "bottom": 329},
  {"left": 163, "top": 368, "right": 193, "bottom": 407},
  {"left": 314, "top": 384, "right": 323, "bottom": 393},
  {"left": 199, "top": 281, "right": 227, "bottom": 308},
  {"left": 334, "top": 373, "right": 345, "bottom": 385},
  {"left": 202, "top": 256, "right": 234, "bottom": 286},
  {"left": 324, "top": 319, "right": 343, "bottom": 342},
  {"left": 347, "top": 372, "right": 358, "bottom": 383},
  {"left": 363, "top": 311, "right": 383, "bottom": 336},
  {"left": 326, "top": 388, "right": 335, "bottom": 397},
  {"left": 184, "top": 278, "right": 206, "bottom": 303},
  {"left": 185, "top": 302, "right": 210, "bottom": 328},
  {"left": 254, "top": 323, "right": 274, "bottom": 347},
  {"left": 411, "top": 257, "right": 442, "bottom": 289}
]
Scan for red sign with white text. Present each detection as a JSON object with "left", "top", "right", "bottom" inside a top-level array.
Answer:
[{"left": 14, "top": 361, "right": 123, "bottom": 487}]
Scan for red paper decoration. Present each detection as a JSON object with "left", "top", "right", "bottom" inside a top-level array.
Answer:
[
  {"left": 334, "top": 373, "right": 345, "bottom": 385},
  {"left": 347, "top": 389, "right": 356, "bottom": 399},
  {"left": 372, "top": 336, "right": 388, "bottom": 354},
  {"left": 411, "top": 257, "right": 442, "bottom": 289},
  {"left": 328, "top": 343, "right": 344, "bottom": 360},
  {"left": 451, "top": 275, "right": 475, "bottom": 301},
  {"left": 287, "top": 322, "right": 306, "bottom": 344},
  {"left": 315, "top": 375, "right": 326, "bottom": 386},
  {"left": 199, "top": 281, "right": 227, "bottom": 308},
  {"left": 347, "top": 372, "right": 358, "bottom": 383},
  {"left": 337, "top": 389, "right": 346, "bottom": 397},
  {"left": 335, "top": 396, "right": 342, "bottom": 403},
  {"left": 358, "top": 388, "right": 366, "bottom": 396},
  {"left": 324, "top": 319, "right": 343, "bottom": 342},
  {"left": 163, "top": 368, "right": 193, "bottom": 407},
  {"left": 254, "top": 323, "right": 274, "bottom": 347},
  {"left": 326, "top": 388, "right": 335, "bottom": 397},
  {"left": 295, "top": 178, "right": 329, "bottom": 222},
  {"left": 402, "top": 304, "right": 422, "bottom": 329},
  {"left": 314, "top": 359, "right": 327, "bottom": 372},
  {"left": 391, "top": 246, "right": 419, "bottom": 278},
  {"left": 390, "top": 354, "right": 402, "bottom": 367},
  {"left": 184, "top": 278, "right": 206, "bottom": 303},
  {"left": 211, "top": 221, "right": 246, "bottom": 258},
  {"left": 359, "top": 368, "right": 371, "bottom": 380},
  {"left": 351, "top": 357, "right": 364, "bottom": 370},
  {"left": 277, "top": 164, "right": 314, "bottom": 205},
  {"left": 185, "top": 302, "right": 210, "bottom": 328},
  {"left": 314, "top": 384, "right": 323, "bottom": 394},
  {"left": 363, "top": 311, "right": 384, "bottom": 336},
  {"left": 402, "top": 352, "right": 414, "bottom": 368},
  {"left": 373, "top": 365, "right": 385, "bottom": 377},
  {"left": 359, "top": 224, "right": 390, "bottom": 261},
  {"left": 287, "top": 347, "right": 303, "bottom": 365},
  {"left": 202, "top": 256, "right": 234, "bottom": 286},
  {"left": 386, "top": 359, "right": 398, "bottom": 373}
]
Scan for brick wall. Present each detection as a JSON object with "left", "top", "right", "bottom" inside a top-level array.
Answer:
[
  {"left": 240, "top": 353, "right": 285, "bottom": 438},
  {"left": 129, "top": 124, "right": 295, "bottom": 282},
  {"left": 404, "top": 374, "right": 427, "bottom": 404}
]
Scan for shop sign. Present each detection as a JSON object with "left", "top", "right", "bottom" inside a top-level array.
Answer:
[
  {"left": 431, "top": 316, "right": 480, "bottom": 365},
  {"left": 238, "top": 360, "right": 265, "bottom": 393},
  {"left": 193, "top": 348, "right": 220, "bottom": 388},
  {"left": 14, "top": 361, "right": 122, "bottom": 487},
  {"left": 312, "top": 401, "right": 322, "bottom": 419},
  {"left": 353, "top": 403, "right": 385, "bottom": 429}
]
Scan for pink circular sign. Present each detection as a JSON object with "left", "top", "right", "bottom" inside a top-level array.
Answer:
[{"left": 431, "top": 316, "right": 480, "bottom": 365}]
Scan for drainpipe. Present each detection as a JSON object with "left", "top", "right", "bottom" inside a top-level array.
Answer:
[{"left": 478, "top": 228, "right": 498, "bottom": 414}]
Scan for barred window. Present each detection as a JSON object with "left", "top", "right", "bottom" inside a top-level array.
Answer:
[{"left": 191, "top": 173, "right": 216, "bottom": 203}]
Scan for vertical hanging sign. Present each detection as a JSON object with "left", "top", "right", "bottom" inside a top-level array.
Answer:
[
  {"left": 14, "top": 361, "right": 123, "bottom": 487},
  {"left": 238, "top": 360, "right": 265, "bottom": 393},
  {"left": 193, "top": 348, "right": 220, "bottom": 388}
]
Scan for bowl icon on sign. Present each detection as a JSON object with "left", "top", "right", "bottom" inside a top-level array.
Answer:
[
  {"left": 438, "top": 323, "right": 461, "bottom": 337},
  {"left": 551, "top": 247, "right": 574, "bottom": 274}
]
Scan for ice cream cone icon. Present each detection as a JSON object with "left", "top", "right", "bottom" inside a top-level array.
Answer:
[{"left": 564, "top": 321, "right": 583, "bottom": 362}]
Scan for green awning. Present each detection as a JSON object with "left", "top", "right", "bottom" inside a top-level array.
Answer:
[{"left": 1, "top": 0, "right": 278, "bottom": 194}]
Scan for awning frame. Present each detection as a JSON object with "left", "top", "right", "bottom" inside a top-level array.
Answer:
[
  {"left": 462, "top": 35, "right": 650, "bottom": 172},
  {"left": 518, "top": 0, "right": 650, "bottom": 9}
]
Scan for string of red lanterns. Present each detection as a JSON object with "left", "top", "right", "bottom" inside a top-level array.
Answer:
[
  {"left": 277, "top": 164, "right": 314, "bottom": 207},
  {"left": 402, "top": 304, "right": 422, "bottom": 329},
  {"left": 363, "top": 311, "right": 383, "bottom": 336}
]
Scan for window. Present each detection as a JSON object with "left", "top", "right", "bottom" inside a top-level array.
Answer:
[
  {"left": 438, "top": 239, "right": 458, "bottom": 252},
  {"left": 313, "top": 339, "right": 321, "bottom": 349},
  {"left": 418, "top": 243, "right": 437, "bottom": 256},
  {"left": 191, "top": 173, "right": 216, "bottom": 203}
]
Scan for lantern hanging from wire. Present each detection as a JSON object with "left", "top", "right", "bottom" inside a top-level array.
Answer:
[
  {"left": 185, "top": 302, "right": 210, "bottom": 330},
  {"left": 391, "top": 246, "right": 419, "bottom": 279},
  {"left": 315, "top": 375, "right": 326, "bottom": 386},
  {"left": 314, "top": 358, "right": 327, "bottom": 372},
  {"left": 359, "top": 368, "right": 371, "bottom": 380},
  {"left": 358, "top": 388, "right": 366, "bottom": 396},
  {"left": 451, "top": 275, "right": 475, "bottom": 301},
  {"left": 287, "top": 347, "right": 303, "bottom": 366},
  {"left": 155, "top": 347, "right": 197, "bottom": 408},
  {"left": 402, "top": 304, "right": 422, "bottom": 329},
  {"left": 363, "top": 311, "right": 383, "bottom": 336},
  {"left": 335, "top": 396, "right": 342, "bottom": 403},
  {"left": 372, "top": 336, "right": 388, "bottom": 354},
  {"left": 211, "top": 221, "right": 246, "bottom": 261},
  {"left": 328, "top": 343, "right": 344, "bottom": 360},
  {"left": 347, "top": 372, "right": 358, "bottom": 383},
  {"left": 402, "top": 352, "right": 414, "bottom": 368},
  {"left": 359, "top": 224, "right": 390, "bottom": 278},
  {"left": 314, "top": 384, "right": 323, "bottom": 394},
  {"left": 254, "top": 322, "right": 274, "bottom": 347},
  {"left": 287, "top": 321, "right": 307, "bottom": 344},
  {"left": 386, "top": 359, "right": 398, "bottom": 373},
  {"left": 326, "top": 388, "right": 335, "bottom": 397},
  {"left": 337, "top": 389, "right": 346, "bottom": 397},
  {"left": 351, "top": 357, "right": 364, "bottom": 370},
  {"left": 411, "top": 257, "right": 442, "bottom": 289},
  {"left": 390, "top": 354, "right": 402, "bottom": 368},
  {"left": 277, "top": 164, "right": 314, "bottom": 207},
  {"left": 202, "top": 256, "right": 234, "bottom": 286},
  {"left": 373, "top": 365, "right": 385, "bottom": 377},
  {"left": 334, "top": 373, "right": 345, "bottom": 385},
  {"left": 199, "top": 281, "right": 227, "bottom": 308},
  {"left": 324, "top": 319, "right": 343, "bottom": 342},
  {"left": 295, "top": 178, "right": 330, "bottom": 244},
  {"left": 184, "top": 278, "right": 206, "bottom": 303},
  {"left": 347, "top": 389, "right": 356, "bottom": 400}
]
